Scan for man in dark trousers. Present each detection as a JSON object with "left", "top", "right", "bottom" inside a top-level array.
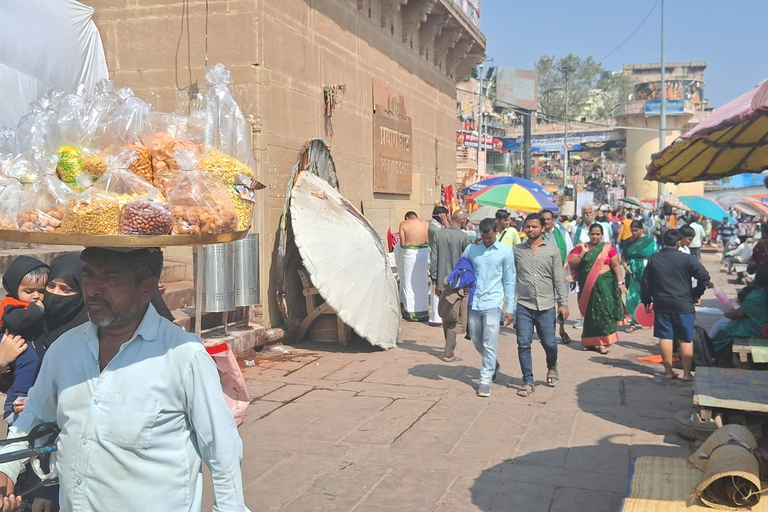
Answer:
[
  {"left": 430, "top": 210, "right": 471, "bottom": 361},
  {"left": 641, "top": 229, "right": 710, "bottom": 381}
]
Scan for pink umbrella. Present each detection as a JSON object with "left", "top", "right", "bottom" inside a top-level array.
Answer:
[{"left": 646, "top": 81, "right": 768, "bottom": 183}]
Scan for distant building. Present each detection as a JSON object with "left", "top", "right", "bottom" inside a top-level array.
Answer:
[{"left": 622, "top": 61, "right": 708, "bottom": 111}]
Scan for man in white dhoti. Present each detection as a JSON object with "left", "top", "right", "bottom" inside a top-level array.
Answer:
[{"left": 397, "top": 212, "right": 430, "bottom": 321}]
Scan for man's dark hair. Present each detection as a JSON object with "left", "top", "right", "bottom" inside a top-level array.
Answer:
[
  {"left": 630, "top": 220, "right": 644, "bottom": 230},
  {"left": 589, "top": 223, "right": 604, "bottom": 235},
  {"left": 679, "top": 225, "right": 695, "bottom": 239},
  {"left": 495, "top": 210, "right": 510, "bottom": 220},
  {"left": 663, "top": 229, "right": 683, "bottom": 247},
  {"left": 432, "top": 206, "right": 449, "bottom": 216},
  {"left": 539, "top": 209, "right": 554, "bottom": 218},
  {"left": 479, "top": 218, "right": 497, "bottom": 234},
  {"left": 524, "top": 213, "right": 542, "bottom": 225},
  {"left": 81, "top": 248, "right": 164, "bottom": 283},
  {"left": 404, "top": 211, "right": 417, "bottom": 220},
  {"left": 626, "top": 212, "right": 633, "bottom": 220}
]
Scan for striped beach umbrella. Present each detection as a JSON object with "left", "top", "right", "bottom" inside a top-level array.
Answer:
[{"left": 468, "top": 184, "right": 559, "bottom": 213}]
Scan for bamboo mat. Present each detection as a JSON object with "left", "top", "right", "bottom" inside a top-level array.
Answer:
[{"left": 621, "top": 457, "right": 768, "bottom": 512}]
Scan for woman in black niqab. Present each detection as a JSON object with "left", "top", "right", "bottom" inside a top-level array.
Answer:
[{"left": 34, "top": 253, "right": 88, "bottom": 359}]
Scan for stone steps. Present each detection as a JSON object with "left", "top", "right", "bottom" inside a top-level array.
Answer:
[{"left": 162, "top": 281, "right": 195, "bottom": 310}]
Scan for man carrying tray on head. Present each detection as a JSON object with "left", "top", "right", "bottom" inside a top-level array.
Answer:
[{"left": 0, "top": 247, "right": 248, "bottom": 512}]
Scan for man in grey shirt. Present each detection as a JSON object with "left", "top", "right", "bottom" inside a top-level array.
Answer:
[
  {"left": 513, "top": 213, "right": 569, "bottom": 397},
  {"left": 430, "top": 210, "right": 471, "bottom": 360}
]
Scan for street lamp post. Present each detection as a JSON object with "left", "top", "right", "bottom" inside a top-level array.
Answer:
[
  {"left": 560, "top": 64, "right": 576, "bottom": 192},
  {"left": 656, "top": 0, "right": 667, "bottom": 208},
  {"left": 477, "top": 62, "right": 484, "bottom": 169},
  {"left": 476, "top": 57, "right": 493, "bottom": 174}
]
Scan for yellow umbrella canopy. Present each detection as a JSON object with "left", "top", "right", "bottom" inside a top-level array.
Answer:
[{"left": 646, "top": 81, "right": 768, "bottom": 183}]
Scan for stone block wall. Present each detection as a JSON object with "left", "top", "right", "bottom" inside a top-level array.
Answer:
[{"left": 86, "top": 0, "right": 482, "bottom": 326}]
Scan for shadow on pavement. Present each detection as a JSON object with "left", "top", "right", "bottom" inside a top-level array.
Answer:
[
  {"left": 592, "top": 356, "right": 661, "bottom": 377},
  {"left": 468, "top": 438, "right": 690, "bottom": 512},
  {"left": 576, "top": 375, "right": 693, "bottom": 444},
  {"left": 405, "top": 362, "right": 531, "bottom": 391},
  {"left": 397, "top": 339, "right": 445, "bottom": 358}
]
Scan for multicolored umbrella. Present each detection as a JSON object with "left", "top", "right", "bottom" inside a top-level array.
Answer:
[
  {"left": 646, "top": 81, "right": 768, "bottom": 183},
  {"left": 460, "top": 176, "right": 555, "bottom": 199},
  {"left": 678, "top": 196, "right": 730, "bottom": 221},
  {"left": 468, "top": 184, "right": 559, "bottom": 213}
]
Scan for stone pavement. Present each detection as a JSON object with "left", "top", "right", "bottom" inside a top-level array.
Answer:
[{"left": 204, "top": 256, "right": 739, "bottom": 511}]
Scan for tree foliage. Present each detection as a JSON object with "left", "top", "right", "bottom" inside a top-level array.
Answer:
[
  {"left": 535, "top": 54, "right": 634, "bottom": 121},
  {"left": 535, "top": 54, "right": 603, "bottom": 121},
  {"left": 594, "top": 72, "right": 635, "bottom": 119}
]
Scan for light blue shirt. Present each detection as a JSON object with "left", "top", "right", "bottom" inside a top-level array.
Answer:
[
  {"left": 462, "top": 240, "right": 517, "bottom": 313},
  {"left": 0, "top": 304, "right": 248, "bottom": 512}
]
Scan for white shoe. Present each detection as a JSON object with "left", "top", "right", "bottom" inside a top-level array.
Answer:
[{"left": 574, "top": 320, "right": 584, "bottom": 329}]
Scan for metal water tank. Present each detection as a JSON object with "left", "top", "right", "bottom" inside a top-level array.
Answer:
[
  {"left": 194, "top": 242, "right": 235, "bottom": 312},
  {"left": 233, "top": 234, "right": 259, "bottom": 306}
]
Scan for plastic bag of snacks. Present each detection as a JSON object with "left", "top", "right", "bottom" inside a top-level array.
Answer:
[
  {"left": 17, "top": 173, "right": 72, "bottom": 233},
  {"left": 55, "top": 145, "right": 94, "bottom": 192},
  {"left": 202, "top": 64, "right": 257, "bottom": 171},
  {"left": 119, "top": 190, "right": 174, "bottom": 235},
  {"left": 0, "top": 179, "right": 23, "bottom": 230},
  {"left": 0, "top": 154, "right": 38, "bottom": 185},
  {"left": 94, "top": 151, "right": 164, "bottom": 207},
  {"left": 81, "top": 148, "right": 108, "bottom": 179},
  {"left": 166, "top": 150, "right": 237, "bottom": 235},
  {"left": 47, "top": 90, "right": 89, "bottom": 153},
  {"left": 101, "top": 87, "right": 151, "bottom": 149},
  {"left": 80, "top": 79, "right": 119, "bottom": 148},
  {"left": 0, "top": 129, "right": 17, "bottom": 158},
  {"left": 199, "top": 148, "right": 254, "bottom": 231},
  {"left": 61, "top": 187, "right": 120, "bottom": 235},
  {"left": 15, "top": 100, "right": 55, "bottom": 154},
  {"left": 141, "top": 112, "right": 199, "bottom": 193}
]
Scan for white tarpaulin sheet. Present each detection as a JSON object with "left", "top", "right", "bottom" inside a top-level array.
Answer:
[{"left": 0, "top": 0, "right": 108, "bottom": 128}]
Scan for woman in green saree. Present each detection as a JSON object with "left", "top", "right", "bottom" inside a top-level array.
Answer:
[
  {"left": 568, "top": 224, "right": 629, "bottom": 354},
  {"left": 620, "top": 220, "right": 657, "bottom": 332},
  {"left": 712, "top": 269, "right": 768, "bottom": 359}
]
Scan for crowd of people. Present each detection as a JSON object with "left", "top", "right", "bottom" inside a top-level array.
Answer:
[{"left": 395, "top": 202, "right": 751, "bottom": 397}]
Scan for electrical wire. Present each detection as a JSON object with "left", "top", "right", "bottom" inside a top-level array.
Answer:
[
  {"left": 174, "top": 0, "right": 193, "bottom": 91},
  {"left": 597, "top": 0, "right": 660, "bottom": 63}
]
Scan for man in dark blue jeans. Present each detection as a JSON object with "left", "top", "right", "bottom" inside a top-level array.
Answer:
[
  {"left": 512, "top": 213, "right": 569, "bottom": 397},
  {"left": 641, "top": 229, "right": 710, "bottom": 381}
]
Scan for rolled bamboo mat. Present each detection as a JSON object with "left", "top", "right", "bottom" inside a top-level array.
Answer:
[{"left": 689, "top": 424, "right": 763, "bottom": 510}]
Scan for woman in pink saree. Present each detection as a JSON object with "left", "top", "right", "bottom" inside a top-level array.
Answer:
[{"left": 568, "top": 224, "right": 629, "bottom": 354}]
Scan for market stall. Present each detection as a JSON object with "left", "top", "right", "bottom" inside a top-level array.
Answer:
[{"left": 0, "top": 63, "right": 261, "bottom": 340}]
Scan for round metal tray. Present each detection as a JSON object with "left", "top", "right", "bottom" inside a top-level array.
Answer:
[{"left": 0, "top": 230, "right": 250, "bottom": 247}]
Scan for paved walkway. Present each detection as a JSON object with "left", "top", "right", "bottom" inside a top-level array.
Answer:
[{"left": 206, "top": 257, "right": 738, "bottom": 511}]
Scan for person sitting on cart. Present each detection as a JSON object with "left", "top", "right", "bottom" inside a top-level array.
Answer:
[{"left": 0, "top": 247, "right": 249, "bottom": 512}]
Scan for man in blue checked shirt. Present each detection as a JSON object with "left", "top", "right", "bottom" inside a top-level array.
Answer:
[{"left": 461, "top": 218, "right": 516, "bottom": 398}]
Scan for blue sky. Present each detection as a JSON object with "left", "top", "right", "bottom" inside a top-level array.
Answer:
[{"left": 481, "top": 0, "right": 767, "bottom": 109}]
